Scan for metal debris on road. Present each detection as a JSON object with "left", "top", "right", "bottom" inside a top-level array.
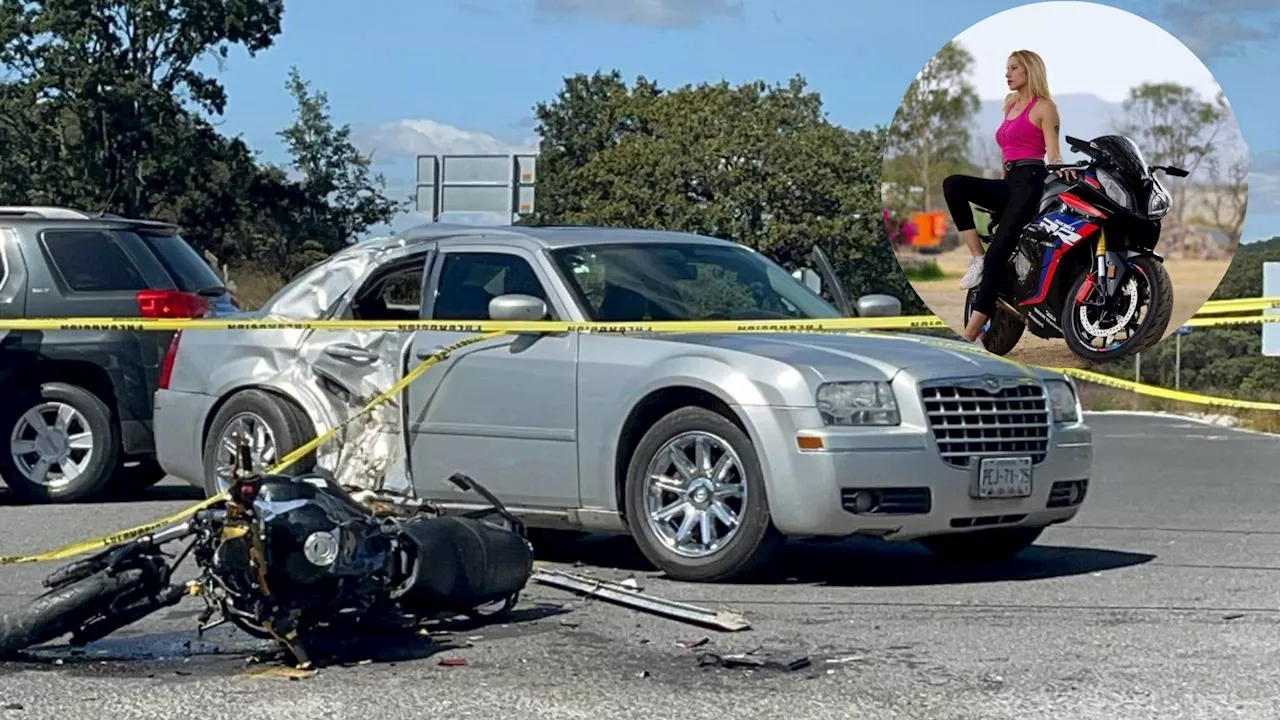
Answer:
[
  {"left": 438, "top": 657, "right": 468, "bottom": 667},
  {"left": 677, "top": 637, "right": 710, "bottom": 648},
  {"left": 530, "top": 570, "right": 751, "bottom": 632},
  {"left": 696, "top": 648, "right": 811, "bottom": 672}
]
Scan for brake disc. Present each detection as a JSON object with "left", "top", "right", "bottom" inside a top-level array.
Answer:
[{"left": 1077, "top": 275, "right": 1140, "bottom": 342}]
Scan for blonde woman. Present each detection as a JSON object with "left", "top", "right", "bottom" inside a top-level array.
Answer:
[{"left": 942, "top": 49, "right": 1075, "bottom": 344}]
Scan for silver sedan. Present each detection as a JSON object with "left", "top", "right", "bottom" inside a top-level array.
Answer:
[{"left": 152, "top": 224, "right": 1092, "bottom": 582}]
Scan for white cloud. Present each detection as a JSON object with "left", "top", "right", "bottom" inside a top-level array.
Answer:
[
  {"left": 355, "top": 118, "right": 538, "bottom": 160},
  {"left": 950, "top": 1, "right": 1225, "bottom": 104},
  {"left": 534, "top": 0, "right": 742, "bottom": 28},
  {"left": 1248, "top": 151, "right": 1280, "bottom": 214},
  {"left": 1159, "top": 0, "right": 1280, "bottom": 60}
]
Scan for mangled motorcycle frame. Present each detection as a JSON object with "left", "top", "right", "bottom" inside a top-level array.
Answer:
[{"left": 0, "top": 441, "right": 536, "bottom": 667}]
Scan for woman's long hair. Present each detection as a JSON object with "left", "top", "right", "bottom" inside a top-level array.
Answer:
[{"left": 1004, "top": 50, "right": 1052, "bottom": 112}]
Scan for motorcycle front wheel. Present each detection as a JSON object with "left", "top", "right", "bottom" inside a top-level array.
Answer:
[
  {"left": 1061, "top": 255, "right": 1173, "bottom": 364},
  {"left": 0, "top": 568, "right": 147, "bottom": 656}
]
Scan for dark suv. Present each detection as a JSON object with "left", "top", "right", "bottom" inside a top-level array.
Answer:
[{"left": 0, "top": 207, "right": 240, "bottom": 503}]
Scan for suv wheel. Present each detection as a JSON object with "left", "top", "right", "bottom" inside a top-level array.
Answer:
[
  {"left": 201, "top": 389, "right": 317, "bottom": 496},
  {"left": 0, "top": 382, "right": 120, "bottom": 503},
  {"left": 623, "top": 406, "right": 782, "bottom": 582}
]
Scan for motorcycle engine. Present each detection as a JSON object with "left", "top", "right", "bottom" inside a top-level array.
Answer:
[{"left": 227, "top": 472, "right": 398, "bottom": 612}]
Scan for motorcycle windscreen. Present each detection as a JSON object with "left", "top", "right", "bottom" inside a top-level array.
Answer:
[{"left": 1091, "top": 135, "right": 1154, "bottom": 199}]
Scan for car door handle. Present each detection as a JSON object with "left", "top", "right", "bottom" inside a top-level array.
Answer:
[{"left": 324, "top": 344, "right": 380, "bottom": 363}]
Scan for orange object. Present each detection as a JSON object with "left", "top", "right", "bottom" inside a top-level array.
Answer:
[{"left": 909, "top": 211, "right": 946, "bottom": 248}]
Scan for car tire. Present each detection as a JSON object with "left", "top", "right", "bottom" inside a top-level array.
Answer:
[
  {"left": 201, "top": 389, "right": 317, "bottom": 497},
  {"left": 0, "top": 381, "right": 120, "bottom": 504},
  {"left": 918, "top": 526, "right": 1044, "bottom": 563},
  {"left": 623, "top": 405, "right": 782, "bottom": 582}
]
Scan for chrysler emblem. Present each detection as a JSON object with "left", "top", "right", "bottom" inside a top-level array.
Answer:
[{"left": 982, "top": 375, "right": 1001, "bottom": 393}]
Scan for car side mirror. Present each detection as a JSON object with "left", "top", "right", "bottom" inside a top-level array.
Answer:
[
  {"left": 489, "top": 293, "right": 547, "bottom": 321},
  {"left": 855, "top": 294, "right": 902, "bottom": 318},
  {"left": 793, "top": 267, "right": 822, "bottom": 295}
]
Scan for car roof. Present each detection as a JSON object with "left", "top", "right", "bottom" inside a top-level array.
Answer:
[
  {"left": 390, "top": 223, "right": 741, "bottom": 251},
  {"left": 0, "top": 206, "right": 180, "bottom": 232}
]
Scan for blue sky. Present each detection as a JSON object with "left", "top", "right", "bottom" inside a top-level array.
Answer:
[{"left": 205, "top": 0, "right": 1280, "bottom": 241}]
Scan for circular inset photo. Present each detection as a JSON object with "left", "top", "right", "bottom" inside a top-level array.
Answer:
[{"left": 881, "top": 0, "right": 1249, "bottom": 368}]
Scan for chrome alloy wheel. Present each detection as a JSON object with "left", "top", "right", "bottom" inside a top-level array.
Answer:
[
  {"left": 9, "top": 402, "right": 95, "bottom": 489},
  {"left": 212, "top": 412, "right": 279, "bottom": 492},
  {"left": 642, "top": 430, "right": 748, "bottom": 558}
]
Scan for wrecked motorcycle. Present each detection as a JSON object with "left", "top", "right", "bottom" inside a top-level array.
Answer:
[{"left": 0, "top": 444, "right": 535, "bottom": 667}]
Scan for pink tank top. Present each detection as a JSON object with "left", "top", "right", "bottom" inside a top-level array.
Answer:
[{"left": 995, "top": 96, "right": 1045, "bottom": 162}]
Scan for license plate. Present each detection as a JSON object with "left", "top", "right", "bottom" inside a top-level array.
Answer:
[{"left": 975, "top": 457, "right": 1033, "bottom": 498}]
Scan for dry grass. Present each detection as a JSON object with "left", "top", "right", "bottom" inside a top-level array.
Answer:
[
  {"left": 1077, "top": 382, "right": 1280, "bottom": 434},
  {"left": 228, "top": 265, "right": 288, "bottom": 310}
]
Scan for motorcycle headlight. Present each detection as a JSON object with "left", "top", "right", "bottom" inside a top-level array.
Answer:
[
  {"left": 1147, "top": 184, "right": 1171, "bottom": 219},
  {"left": 1095, "top": 169, "right": 1131, "bottom": 211},
  {"left": 816, "top": 381, "right": 899, "bottom": 426},
  {"left": 1045, "top": 379, "right": 1080, "bottom": 424}
]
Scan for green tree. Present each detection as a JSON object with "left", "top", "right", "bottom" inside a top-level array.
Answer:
[
  {"left": 277, "top": 66, "right": 403, "bottom": 265},
  {"left": 0, "top": 0, "right": 291, "bottom": 261},
  {"left": 526, "top": 71, "right": 925, "bottom": 314},
  {"left": 883, "top": 40, "right": 980, "bottom": 213},
  {"left": 1116, "top": 82, "right": 1224, "bottom": 226}
]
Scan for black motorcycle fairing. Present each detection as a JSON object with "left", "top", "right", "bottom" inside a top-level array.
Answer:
[
  {"left": 1037, "top": 177, "right": 1073, "bottom": 214},
  {"left": 244, "top": 475, "right": 398, "bottom": 610}
]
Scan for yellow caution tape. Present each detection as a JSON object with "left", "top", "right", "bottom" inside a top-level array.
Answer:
[
  {"left": 0, "top": 316, "right": 950, "bottom": 333},
  {"left": 6, "top": 295, "right": 1280, "bottom": 565},
  {"left": 1183, "top": 313, "right": 1280, "bottom": 328},
  {"left": 1194, "top": 297, "right": 1280, "bottom": 314},
  {"left": 1056, "top": 367, "right": 1280, "bottom": 411},
  {"left": 0, "top": 331, "right": 505, "bottom": 566},
  {"left": 0, "top": 298, "right": 1277, "bottom": 334}
]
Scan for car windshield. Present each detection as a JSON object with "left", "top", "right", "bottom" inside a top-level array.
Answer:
[{"left": 549, "top": 242, "right": 841, "bottom": 322}]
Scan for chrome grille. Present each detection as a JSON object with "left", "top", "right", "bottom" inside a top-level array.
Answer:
[{"left": 921, "top": 380, "right": 1050, "bottom": 468}]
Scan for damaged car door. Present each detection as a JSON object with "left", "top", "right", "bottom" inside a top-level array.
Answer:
[
  {"left": 404, "top": 244, "right": 580, "bottom": 510},
  {"left": 296, "top": 247, "right": 435, "bottom": 493}
]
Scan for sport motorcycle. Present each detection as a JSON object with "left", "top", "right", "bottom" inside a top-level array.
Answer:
[
  {"left": 964, "top": 134, "right": 1189, "bottom": 363},
  {"left": 0, "top": 443, "right": 535, "bottom": 668}
]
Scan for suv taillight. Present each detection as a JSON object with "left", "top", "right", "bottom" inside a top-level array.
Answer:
[
  {"left": 136, "top": 290, "right": 208, "bottom": 318},
  {"left": 158, "top": 331, "right": 182, "bottom": 390}
]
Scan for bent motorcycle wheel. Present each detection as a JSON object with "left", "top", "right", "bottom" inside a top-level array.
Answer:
[
  {"left": 0, "top": 568, "right": 146, "bottom": 657},
  {"left": 1061, "top": 255, "right": 1171, "bottom": 364},
  {"left": 623, "top": 405, "right": 782, "bottom": 583}
]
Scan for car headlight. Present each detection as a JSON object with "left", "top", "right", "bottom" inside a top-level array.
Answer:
[
  {"left": 1045, "top": 379, "right": 1079, "bottom": 423},
  {"left": 816, "top": 381, "right": 899, "bottom": 426}
]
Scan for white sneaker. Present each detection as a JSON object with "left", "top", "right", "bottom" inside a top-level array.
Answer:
[{"left": 959, "top": 256, "right": 984, "bottom": 289}]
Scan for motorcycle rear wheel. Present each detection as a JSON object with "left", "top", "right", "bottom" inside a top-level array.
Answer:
[
  {"left": 0, "top": 568, "right": 146, "bottom": 656},
  {"left": 964, "top": 289, "right": 1025, "bottom": 356}
]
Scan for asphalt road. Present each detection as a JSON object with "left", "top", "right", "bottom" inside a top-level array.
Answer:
[{"left": 2, "top": 412, "right": 1279, "bottom": 720}]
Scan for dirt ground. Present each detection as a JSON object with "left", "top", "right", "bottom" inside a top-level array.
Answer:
[{"left": 905, "top": 246, "right": 1233, "bottom": 369}]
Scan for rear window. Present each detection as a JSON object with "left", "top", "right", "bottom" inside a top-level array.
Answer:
[
  {"left": 41, "top": 230, "right": 151, "bottom": 292},
  {"left": 138, "top": 233, "right": 226, "bottom": 292}
]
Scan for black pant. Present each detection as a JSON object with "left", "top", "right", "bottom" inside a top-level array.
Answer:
[{"left": 942, "top": 163, "right": 1049, "bottom": 317}]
